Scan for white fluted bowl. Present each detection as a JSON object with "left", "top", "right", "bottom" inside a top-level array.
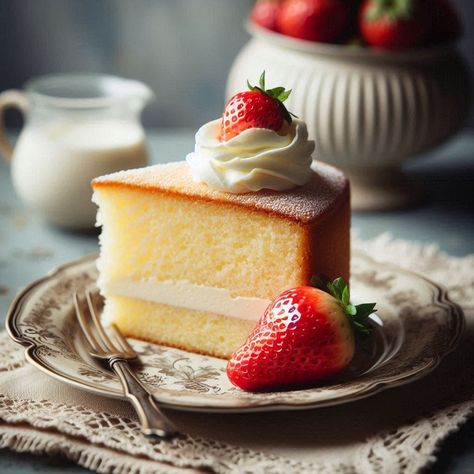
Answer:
[{"left": 227, "top": 23, "right": 471, "bottom": 209}]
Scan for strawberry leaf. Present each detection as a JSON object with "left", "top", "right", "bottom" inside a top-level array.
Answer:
[
  {"left": 277, "top": 89, "right": 292, "bottom": 102},
  {"left": 312, "top": 276, "right": 377, "bottom": 335},
  {"left": 331, "top": 277, "right": 347, "bottom": 301},
  {"left": 346, "top": 303, "right": 356, "bottom": 316},
  {"left": 267, "top": 87, "right": 285, "bottom": 99},
  {"left": 350, "top": 300, "right": 376, "bottom": 334},
  {"left": 365, "top": 0, "right": 414, "bottom": 23},
  {"left": 259, "top": 70, "right": 266, "bottom": 91},
  {"left": 247, "top": 71, "right": 295, "bottom": 125},
  {"left": 355, "top": 303, "right": 377, "bottom": 319},
  {"left": 326, "top": 281, "right": 338, "bottom": 299},
  {"left": 342, "top": 285, "right": 350, "bottom": 306}
]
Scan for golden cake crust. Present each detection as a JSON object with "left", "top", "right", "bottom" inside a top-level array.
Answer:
[{"left": 92, "top": 161, "right": 349, "bottom": 225}]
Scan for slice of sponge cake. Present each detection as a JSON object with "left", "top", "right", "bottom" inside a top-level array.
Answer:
[{"left": 92, "top": 161, "right": 350, "bottom": 359}]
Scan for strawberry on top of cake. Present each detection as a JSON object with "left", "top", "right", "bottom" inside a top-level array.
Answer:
[{"left": 186, "top": 71, "right": 315, "bottom": 193}]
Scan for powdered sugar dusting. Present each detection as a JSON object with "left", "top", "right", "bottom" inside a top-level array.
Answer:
[{"left": 92, "top": 161, "right": 348, "bottom": 224}]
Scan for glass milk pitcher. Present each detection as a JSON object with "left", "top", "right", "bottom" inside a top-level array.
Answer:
[{"left": 0, "top": 74, "right": 153, "bottom": 229}]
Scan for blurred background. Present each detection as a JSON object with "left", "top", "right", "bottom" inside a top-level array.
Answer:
[{"left": 0, "top": 0, "right": 473, "bottom": 128}]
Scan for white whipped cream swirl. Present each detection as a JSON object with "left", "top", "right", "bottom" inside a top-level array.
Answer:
[{"left": 186, "top": 119, "right": 315, "bottom": 193}]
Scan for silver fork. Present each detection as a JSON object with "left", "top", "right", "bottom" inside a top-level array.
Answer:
[{"left": 73, "top": 291, "right": 176, "bottom": 439}]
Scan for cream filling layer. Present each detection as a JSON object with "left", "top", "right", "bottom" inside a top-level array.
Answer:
[{"left": 101, "top": 279, "right": 271, "bottom": 321}]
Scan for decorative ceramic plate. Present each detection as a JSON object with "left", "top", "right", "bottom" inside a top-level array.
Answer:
[{"left": 6, "top": 251, "right": 464, "bottom": 412}]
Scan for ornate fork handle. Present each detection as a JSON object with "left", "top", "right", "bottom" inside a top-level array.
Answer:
[{"left": 111, "top": 359, "right": 176, "bottom": 438}]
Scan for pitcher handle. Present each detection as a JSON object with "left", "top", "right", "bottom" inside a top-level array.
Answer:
[{"left": 0, "top": 90, "right": 29, "bottom": 163}]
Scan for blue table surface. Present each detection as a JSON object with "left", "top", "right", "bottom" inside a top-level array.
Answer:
[{"left": 0, "top": 129, "right": 473, "bottom": 473}]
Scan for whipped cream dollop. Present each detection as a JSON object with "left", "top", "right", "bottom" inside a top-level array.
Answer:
[{"left": 186, "top": 119, "right": 315, "bottom": 193}]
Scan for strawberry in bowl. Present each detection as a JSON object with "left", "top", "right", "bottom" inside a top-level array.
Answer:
[
  {"left": 249, "top": 0, "right": 463, "bottom": 49},
  {"left": 251, "top": 0, "right": 283, "bottom": 32},
  {"left": 227, "top": 278, "right": 377, "bottom": 392},
  {"left": 277, "top": 0, "right": 350, "bottom": 43},
  {"left": 359, "top": 0, "right": 430, "bottom": 50}
]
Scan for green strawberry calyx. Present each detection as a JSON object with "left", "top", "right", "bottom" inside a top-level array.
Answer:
[
  {"left": 365, "top": 0, "right": 414, "bottom": 23},
  {"left": 311, "top": 276, "right": 377, "bottom": 334},
  {"left": 247, "top": 71, "right": 297, "bottom": 125}
]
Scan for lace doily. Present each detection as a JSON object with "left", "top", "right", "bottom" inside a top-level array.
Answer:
[{"left": 0, "top": 235, "right": 473, "bottom": 474}]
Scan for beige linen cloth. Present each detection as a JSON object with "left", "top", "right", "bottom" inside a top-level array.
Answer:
[{"left": 0, "top": 235, "right": 473, "bottom": 474}]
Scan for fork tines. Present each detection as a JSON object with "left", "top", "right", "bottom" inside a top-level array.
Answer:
[{"left": 73, "top": 291, "right": 136, "bottom": 359}]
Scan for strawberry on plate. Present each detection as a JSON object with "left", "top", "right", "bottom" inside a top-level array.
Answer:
[
  {"left": 227, "top": 277, "right": 377, "bottom": 392},
  {"left": 359, "top": 0, "right": 429, "bottom": 50},
  {"left": 220, "top": 71, "right": 295, "bottom": 142},
  {"left": 277, "top": 0, "right": 350, "bottom": 43},
  {"left": 251, "top": 0, "right": 283, "bottom": 32}
]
